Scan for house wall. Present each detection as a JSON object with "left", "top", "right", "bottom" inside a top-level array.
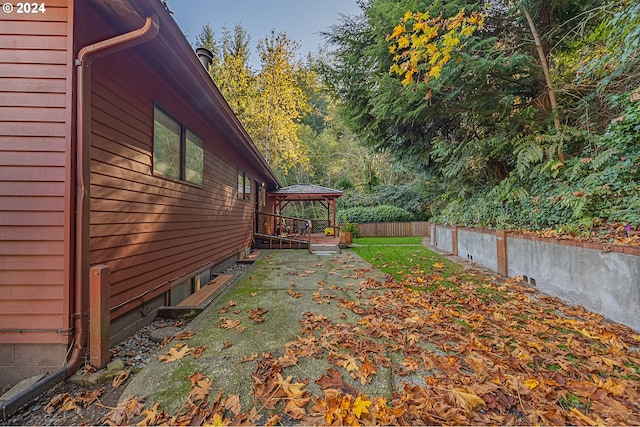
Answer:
[
  {"left": 0, "top": 0, "right": 276, "bottom": 391},
  {"left": 0, "top": 0, "right": 74, "bottom": 389},
  {"left": 76, "top": 4, "right": 269, "bottom": 337}
]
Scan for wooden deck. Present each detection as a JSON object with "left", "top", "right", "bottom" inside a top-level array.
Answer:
[
  {"left": 310, "top": 233, "right": 340, "bottom": 245},
  {"left": 254, "top": 232, "right": 340, "bottom": 250}
]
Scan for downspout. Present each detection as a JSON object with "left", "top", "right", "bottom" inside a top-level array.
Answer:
[{"left": 0, "top": 14, "right": 159, "bottom": 420}]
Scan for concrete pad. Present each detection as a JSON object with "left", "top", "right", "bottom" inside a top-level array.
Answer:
[
  {"left": 121, "top": 250, "right": 394, "bottom": 414},
  {"left": 149, "top": 326, "right": 181, "bottom": 343},
  {"left": 0, "top": 375, "right": 44, "bottom": 404}
]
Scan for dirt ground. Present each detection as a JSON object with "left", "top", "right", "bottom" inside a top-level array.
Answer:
[
  {"left": 4, "top": 378, "right": 130, "bottom": 426},
  {"left": 2, "top": 317, "right": 188, "bottom": 426}
]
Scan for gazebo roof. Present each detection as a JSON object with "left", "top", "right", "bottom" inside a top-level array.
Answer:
[
  {"left": 268, "top": 184, "right": 342, "bottom": 225},
  {"left": 269, "top": 184, "right": 343, "bottom": 200}
]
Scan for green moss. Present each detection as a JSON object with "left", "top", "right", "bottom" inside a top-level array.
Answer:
[{"left": 153, "top": 361, "right": 198, "bottom": 413}]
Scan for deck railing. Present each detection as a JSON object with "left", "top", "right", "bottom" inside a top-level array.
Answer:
[{"left": 255, "top": 212, "right": 312, "bottom": 253}]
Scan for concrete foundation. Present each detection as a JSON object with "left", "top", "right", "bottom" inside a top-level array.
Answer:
[{"left": 0, "top": 344, "right": 68, "bottom": 393}]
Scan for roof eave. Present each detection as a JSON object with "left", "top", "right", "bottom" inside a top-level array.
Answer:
[{"left": 89, "top": 0, "right": 281, "bottom": 187}]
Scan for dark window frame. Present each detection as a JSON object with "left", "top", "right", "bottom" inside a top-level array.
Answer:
[
  {"left": 153, "top": 105, "right": 204, "bottom": 188},
  {"left": 237, "top": 169, "right": 252, "bottom": 201}
]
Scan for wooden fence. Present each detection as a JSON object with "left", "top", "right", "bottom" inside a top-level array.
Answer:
[{"left": 353, "top": 222, "right": 431, "bottom": 237}]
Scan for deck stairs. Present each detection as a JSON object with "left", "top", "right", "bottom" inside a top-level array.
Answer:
[
  {"left": 254, "top": 233, "right": 309, "bottom": 250},
  {"left": 310, "top": 243, "right": 341, "bottom": 255}
]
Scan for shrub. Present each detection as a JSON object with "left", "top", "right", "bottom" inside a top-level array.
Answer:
[{"left": 338, "top": 205, "right": 416, "bottom": 223}]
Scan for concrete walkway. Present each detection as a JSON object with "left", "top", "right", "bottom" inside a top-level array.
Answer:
[{"left": 122, "top": 249, "right": 395, "bottom": 414}]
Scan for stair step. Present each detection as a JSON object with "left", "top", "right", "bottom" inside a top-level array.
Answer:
[{"left": 311, "top": 244, "right": 340, "bottom": 254}]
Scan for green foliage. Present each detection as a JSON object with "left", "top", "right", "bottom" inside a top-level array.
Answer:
[
  {"left": 338, "top": 181, "right": 431, "bottom": 220},
  {"left": 432, "top": 93, "right": 640, "bottom": 231},
  {"left": 321, "top": 0, "right": 638, "bottom": 236},
  {"left": 580, "top": 1, "right": 640, "bottom": 94},
  {"left": 338, "top": 205, "right": 416, "bottom": 223},
  {"left": 341, "top": 219, "right": 359, "bottom": 235}
]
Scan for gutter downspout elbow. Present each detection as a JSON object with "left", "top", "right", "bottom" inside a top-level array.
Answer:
[{"left": 0, "top": 13, "right": 159, "bottom": 421}]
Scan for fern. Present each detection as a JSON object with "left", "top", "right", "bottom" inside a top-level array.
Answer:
[
  {"left": 591, "top": 147, "right": 617, "bottom": 170},
  {"left": 569, "top": 159, "right": 585, "bottom": 181},
  {"left": 515, "top": 143, "right": 543, "bottom": 177}
]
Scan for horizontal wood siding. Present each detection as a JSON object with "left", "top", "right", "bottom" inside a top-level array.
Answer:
[
  {"left": 355, "top": 222, "right": 431, "bottom": 238},
  {"left": 0, "top": 0, "right": 71, "bottom": 344},
  {"left": 79, "top": 11, "right": 260, "bottom": 317}
]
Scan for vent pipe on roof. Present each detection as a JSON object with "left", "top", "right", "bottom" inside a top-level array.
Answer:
[{"left": 196, "top": 47, "right": 213, "bottom": 70}]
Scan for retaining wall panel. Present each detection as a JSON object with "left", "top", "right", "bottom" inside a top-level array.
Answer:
[
  {"left": 458, "top": 229, "right": 498, "bottom": 272},
  {"left": 435, "top": 227, "right": 453, "bottom": 253},
  {"left": 507, "top": 236, "right": 640, "bottom": 331}
]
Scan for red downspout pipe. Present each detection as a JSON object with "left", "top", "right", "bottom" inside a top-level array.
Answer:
[
  {"left": 0, "top": 14, "right": 159, "bottom": 420},
  {"left": 73, "top": 11, "right": 159, "bottom": 373}
]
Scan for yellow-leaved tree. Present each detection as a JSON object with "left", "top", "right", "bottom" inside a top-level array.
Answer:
[
  {"left": 249, "top": 31, "right": 310, "bottom": 176},
  {"left": 198, "top": 24, "right": 310, "bottom": 179},
  {"left": 387, "top": 9, "right": 485, "bottom": 98},
  {"left": 211, "top": 24, "right": 259, "bottom": 124}
]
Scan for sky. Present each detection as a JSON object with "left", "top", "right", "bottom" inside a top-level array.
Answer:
[{"left": 166, "top": 0, "right": 362, "bottom": 66}]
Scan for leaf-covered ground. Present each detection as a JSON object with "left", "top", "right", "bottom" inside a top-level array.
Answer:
[{"left": 48, "top": 248, "right": 640, "bottom": 425}]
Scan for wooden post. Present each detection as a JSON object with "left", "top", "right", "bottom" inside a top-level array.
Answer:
[
  {"left": 452, "top": 226, "right": 458, "bottom": 256},
  {"left": 496, "top": 230, "right": 508, "bottom": 277},
  {"left": 90, "top": 264, "right": 110, "bottom": 369}
]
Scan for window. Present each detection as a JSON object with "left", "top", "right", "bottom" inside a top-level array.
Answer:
[
  {"left": 245, "top": 174, "right": 252, "bottom": 197},
  {"left": 153, "top": 107, "right": 181, "bottom": 180},
  {"left": 185, "top": 130, "right": 204, "bottom": 187},
  {"left": 153, "top": 106, "right": 204, "bottom": 187},
  {"left": 237, "top": 169, "right": 251, "bottom": 200}
]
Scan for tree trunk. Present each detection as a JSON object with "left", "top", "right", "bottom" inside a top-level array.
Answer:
[
  {"left": 265, "top": 115, "right": 271, "bottom": 162},
  {"left": 522, "top": 5, "right": 564, "bottom": 161}
]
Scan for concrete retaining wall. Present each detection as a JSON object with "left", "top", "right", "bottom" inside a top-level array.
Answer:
[
  {"left": 458, "top": 229, "right": 497, "bottom": 272},
  {"left": 434, "top": 226, "right": 453, "bottom": 253},
  {"left": 432, "top": 224, "right": 640, "bottom": 331},
  {"left": 507, "top": 236, "right": 640, "bottom": 331}
]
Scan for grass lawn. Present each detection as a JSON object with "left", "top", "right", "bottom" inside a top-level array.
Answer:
[
  {"left": 351, "top": 237, "right": 462, "bottom": 282},
  {"left": 353, "top": 236, "right": 423, "bottom": 245}
]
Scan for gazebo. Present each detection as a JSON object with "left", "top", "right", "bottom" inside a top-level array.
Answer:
[
  {"left": 268, "top": 184, "right": 343, "bottom": 232},
  {"left": 254, "top": 184, "right": 343, "bottom": 251}
]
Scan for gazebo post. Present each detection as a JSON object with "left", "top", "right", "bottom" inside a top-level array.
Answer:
[
  {"left": 331, "top": 198, "right": 337, "bottom": 229},
  {"left": 326, "top": 199, "right": 330, "bottom": 227}
]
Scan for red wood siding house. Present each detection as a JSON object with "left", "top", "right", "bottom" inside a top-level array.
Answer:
[{"left": 0, "top": 0, "right": 279, "bottom": 391}]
